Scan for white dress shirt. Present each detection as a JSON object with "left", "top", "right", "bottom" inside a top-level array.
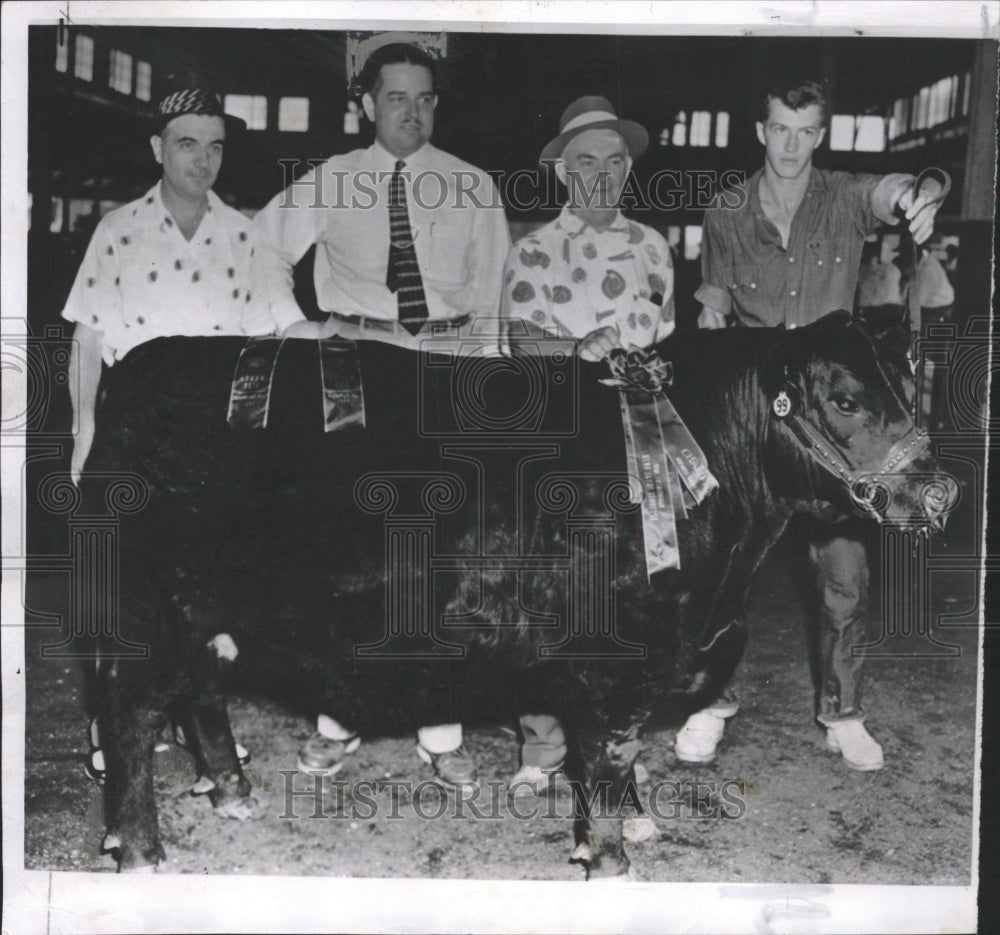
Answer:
[{"left": 254, "top": 141, "right": 511, "bottom": 332}]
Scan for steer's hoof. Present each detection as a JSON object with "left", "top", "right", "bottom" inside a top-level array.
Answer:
[
  {"left": 588, "top": 869, "right": 635, "bottom": 882},
  {"left": 570, "top": 841, "right": 595, "bottom": 864},
  {"left": 213, "top": 795, "right": 259, "bottom": 821},
  {"left": 121, "top": 863, "right": 157, "bottom": 874},
  {"left": 584, "top": 855, "right": 632, "bottom": 881}
]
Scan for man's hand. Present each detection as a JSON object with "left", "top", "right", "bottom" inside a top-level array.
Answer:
[
  {"left": 70, "top": 417, "right": 95, "bottom": 486},
  {"left": 281, "top": 319, "right": 328, "bottom": 340},
  {"left": 897, "top": 183, "right": 942, "bottom": 246},
  {"left": 697, "top": 306, "right": 726, "bottom": 330},
  {"left": 577, "top": 325, "right": 621, "bottom": 362}
]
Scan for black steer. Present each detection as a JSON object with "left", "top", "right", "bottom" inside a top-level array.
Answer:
[{"left": 79, "top": 311, "right": 956, "bottom": 875}]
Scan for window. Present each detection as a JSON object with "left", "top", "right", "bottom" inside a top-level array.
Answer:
[
  {"left": 666, "top": 226, "right": 682, "bottom": 250},
  {"left": 344, "top": 101, "right": 360, "bottom": 135},
  {"left": 948, "top": 74, "right": 960, "bottom": 120},
  {"left": 224, "top": 94, "right": 267, "bottom": 130},
  {"left": 683, "top": 225, "right": 702, "bottom": 262},
  {"left": 74, "top": 35, "right": 94, "bottom": 81},
  {"left": 689, "top": 111, "right": 711, "bottom": 147},
  {"left": 853, "top": 116, "right": 885, "bottom": 152},
  {"left": 830, "top": 114, "right": 887, "bottom": 153},
  {"left": 55, "top": 32, "right": 68, "bottom": 72},
  {"left": 109, "top": 50, "right": 132, "bottom": 94},
  {"left": 136, "top": 61, "right": 152, "bottom": 101},
  {"left": 49, "top": 197, "right": 64, "bottom": 233},
  {"left": 829, "top": 115, "right": 855, "bottom": 151},
  {"left": 672, "top": 111, "right": 687, "bottom": 147},
  {"left": 917, "top": 86, "right": 930, "bottom": 130},
  {"left": 278, "top": 97, "right": 310, "bottom": 132},
  {"left": 714, "top": 111, "right": 729, "bottom": 148},
  {"left": 662, "top": 111, "right": 728, "bottom": 148}
]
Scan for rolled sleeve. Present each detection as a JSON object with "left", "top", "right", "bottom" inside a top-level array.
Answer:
[{"left": 696, "top": 210, "right": 733, "bottom": 317}]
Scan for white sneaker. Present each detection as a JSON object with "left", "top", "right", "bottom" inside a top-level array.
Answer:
[
  {"left": 674, "top": 711, "right": 727, "bottom": 763},
  {"left": 825, "top": 720, "right": 885, "bottom": 771},
  {"left": 507, "top": 764, "right": 558, "bottom": 799}
]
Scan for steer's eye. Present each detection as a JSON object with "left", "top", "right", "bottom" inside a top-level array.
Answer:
[{"left": 832, "top": 396, "right": 860, "bottom": 415}]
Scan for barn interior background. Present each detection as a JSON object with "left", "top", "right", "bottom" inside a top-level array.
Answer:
[{"left": 18, "top": 25, "right": 997, "bottom": 887}]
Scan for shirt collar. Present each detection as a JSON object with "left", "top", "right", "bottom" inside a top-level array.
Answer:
[
  {"left": 372, "top": 140, "right": 434, "bottom": 173},
  {"left": 557, "top": 204, "right": 628, "bottom": 236},
  {"left": 750, "top": 166, "right": 828, "bottom": 216},
  {"left": 147, "top": 181, "right": 222, "bottom": 238}
]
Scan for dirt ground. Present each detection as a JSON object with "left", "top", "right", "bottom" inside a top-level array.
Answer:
[{"left": 22, "top": 484, "right": 980, "bottom": 885}]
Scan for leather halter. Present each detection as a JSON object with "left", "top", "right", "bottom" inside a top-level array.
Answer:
[{"left": 780, "top": 409, "right": 931, "bottom": 522}]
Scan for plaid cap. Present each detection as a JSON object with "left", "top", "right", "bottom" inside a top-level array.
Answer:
[{"left": 152, "top": 85, "right": 246, "bottom": 135}]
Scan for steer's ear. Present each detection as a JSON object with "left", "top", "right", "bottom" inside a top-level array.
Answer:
[{"left": 854, "top": 307, "right": 912, "bottom": 364}]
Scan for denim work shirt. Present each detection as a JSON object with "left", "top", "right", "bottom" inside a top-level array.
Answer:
[{"left": 695, "top": 168, "right": 913, "bottom": 329}]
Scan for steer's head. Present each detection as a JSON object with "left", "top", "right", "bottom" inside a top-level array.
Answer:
[{"left": 763, "top": 311, "right": 958, "bottom": 530}]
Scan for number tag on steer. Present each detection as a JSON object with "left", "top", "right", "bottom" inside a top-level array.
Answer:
[{"left": 773, "top": 390, "right": 792, "bottom": 418}]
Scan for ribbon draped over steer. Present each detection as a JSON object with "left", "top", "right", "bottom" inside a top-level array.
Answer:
[
  {"left": 228, "top": 337, "right": 366, "bottom": 432},
  {"left": 601, "top": 348, "right": 718, "bottom": 578}
]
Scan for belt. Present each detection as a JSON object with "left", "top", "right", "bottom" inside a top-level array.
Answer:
[{"left": 329, "top": 311, "right": 470, "bottom": 334}]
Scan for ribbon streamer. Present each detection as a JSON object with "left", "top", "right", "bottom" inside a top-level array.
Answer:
[
  {"left": 602, "top": 348, "right": 719, "bottom": 578},
  {"left": 318, "top": 338, "right": 366, "bottom": 432},
  {"left": 227, "top": 336, "right": 285, "bottom": 429}
]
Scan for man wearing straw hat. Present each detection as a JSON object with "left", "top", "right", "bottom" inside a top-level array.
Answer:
[
  {"left": 502, "top": 95, "right": 676, "bottom": 362},
  {"left": 502, "top": 95, "right": 675, "bottom": 798}
]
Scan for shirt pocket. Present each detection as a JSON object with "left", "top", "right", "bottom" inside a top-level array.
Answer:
[
  {"left": 806, "top": 236, "right": 847, "bottom": 271},
  {"left": 423, "top": 222, "right": 469, "bottom": 286}
]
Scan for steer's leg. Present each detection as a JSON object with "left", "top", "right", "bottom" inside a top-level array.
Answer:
[
  {"left": 180, "top": 638, "right": 255, "bottom": 818},
  {"left": 100, "top": 662, "right": 167, "bottom": 871},
  {"left": 181, "top": 692, "right": 255, "bottom": 818},
  {"left": 564, "top": 720, "right": 637, "bottom": 879}
]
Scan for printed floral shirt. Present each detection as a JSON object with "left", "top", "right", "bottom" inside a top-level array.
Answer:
[
  {"left": 501, "top": 206, "right": 675, "bottom": 348},
  {"left": 62, "top": 182, "right": 276, "bottom": 365}
]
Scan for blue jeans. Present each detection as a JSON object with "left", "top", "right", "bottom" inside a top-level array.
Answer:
[{"left": 809, "top": 531, "right": 870, "bottom": 724}]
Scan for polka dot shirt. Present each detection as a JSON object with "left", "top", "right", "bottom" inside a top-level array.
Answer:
[{"left": 62, "top": 183, "right": 277, "bottom": 365}]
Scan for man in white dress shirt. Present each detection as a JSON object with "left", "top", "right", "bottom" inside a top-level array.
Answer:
[{"left": 255, "top": 42, "right": 511, "bottom": 787}]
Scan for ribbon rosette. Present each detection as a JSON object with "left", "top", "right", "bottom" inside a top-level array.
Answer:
[
  {"left": 601, "top": 348, "right": 674, "bottom": 394},
  {"left": 600, "top": 347, "right": 718, "bottom": 579}
]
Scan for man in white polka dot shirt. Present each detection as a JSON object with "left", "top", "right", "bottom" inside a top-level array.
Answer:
[
  {"left": 62, "top": 76, "right": 278, "bottom": 484},
  {"left": 501, "top": 95, "right": 675, "bottom": 364}
]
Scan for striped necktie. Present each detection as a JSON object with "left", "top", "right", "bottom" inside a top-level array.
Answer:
[{"left": 386, "top": 159, "right": 429, "bottom": 336}]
